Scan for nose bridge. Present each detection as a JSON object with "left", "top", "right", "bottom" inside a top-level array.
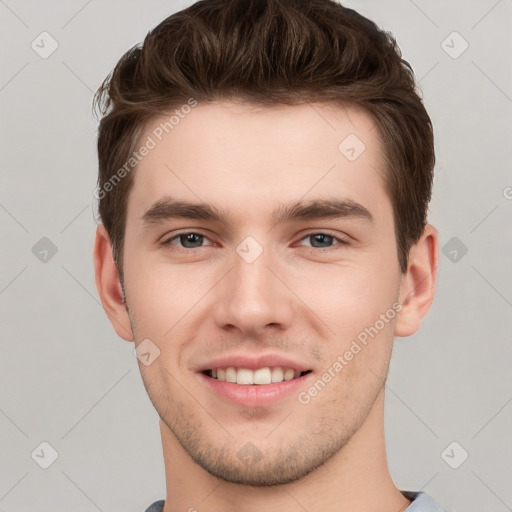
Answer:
[
  {"left": 234, "top": 244, "right": 272, "bottom": 298},
  {"left": 213, "top": 237, "right": 294, "bottom": 333}
]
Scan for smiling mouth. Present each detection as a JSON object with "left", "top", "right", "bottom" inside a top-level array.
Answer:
[{"left": 203, "top": 367, "right": 313, "bottom": 385}]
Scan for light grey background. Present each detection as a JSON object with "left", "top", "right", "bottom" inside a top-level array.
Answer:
[{"left": 1, "top": 1, "right": 511, "bottom": 511}]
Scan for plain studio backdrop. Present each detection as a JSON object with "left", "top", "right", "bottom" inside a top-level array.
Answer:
[{"left": 0, "top": 1, "right": 511, "bottom": 511}]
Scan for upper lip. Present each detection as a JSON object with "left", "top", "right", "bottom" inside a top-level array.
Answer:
[{"left": 195, "top": 353, "right": 313, "bottom": 373}]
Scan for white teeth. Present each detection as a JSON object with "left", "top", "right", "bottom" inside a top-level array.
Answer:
[
  {"left": 237, "top": 368, "right": 254, "bottom": 385},
  {"left": 271, "top": 367, "right": 283, "bottom": 382},
  {"left": 253, "top": 367, "right": 271, "bottom": 385},
  {"left": 225, "top": 367, "right": 237, "bottom": 383},
  {"left": 283, "top": 368, "right": 295, "bottom": 381},
  {"left": 212, "top": 366, "right": 305, "bottom": 385}
]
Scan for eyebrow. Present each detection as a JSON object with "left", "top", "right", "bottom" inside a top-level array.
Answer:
[{"left": 141, "top": 195, "right": 373, "bottom": 227}]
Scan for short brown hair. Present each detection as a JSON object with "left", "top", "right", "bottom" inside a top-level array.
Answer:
[{"left": 94, "top": 0, "right": 434, "bottom": 280}]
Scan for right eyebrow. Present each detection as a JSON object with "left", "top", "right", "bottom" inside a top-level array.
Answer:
[{"left": 141, "top": 197, "right": 228, "bottom": 225}]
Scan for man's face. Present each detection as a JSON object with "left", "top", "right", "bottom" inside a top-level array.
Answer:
[{"left": 122, "top": 101, "right": 403, "bottom": 485}]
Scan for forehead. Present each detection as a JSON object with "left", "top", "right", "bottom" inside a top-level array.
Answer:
[{"left": 127, "top": 101, "right": 390, "bottom": 227}]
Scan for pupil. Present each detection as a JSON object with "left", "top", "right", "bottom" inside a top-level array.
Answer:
[
  {"left": 311, "top": 234, "right": 332, "bottom": 248},
  {"left": 182, "top": 233, "right": 202, "bottom": 248}
]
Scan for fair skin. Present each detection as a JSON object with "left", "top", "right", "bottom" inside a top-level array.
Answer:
[{"left": 94, "top": 101, "right": 438, "bottom": 512}]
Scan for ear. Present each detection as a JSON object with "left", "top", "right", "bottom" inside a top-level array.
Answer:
[
  {"left": 395, "top": 224, "right": 438, "bottom": 337},
  {"left": 93, "top": 224, "right": 134, "bottom": 342}
]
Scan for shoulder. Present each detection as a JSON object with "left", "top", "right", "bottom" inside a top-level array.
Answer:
[
  {"left": 402, "top": 490, "right": 454, "bottom": 512},
  {"left": 143, "top": 499, "right": 165, "bottom": 512}
]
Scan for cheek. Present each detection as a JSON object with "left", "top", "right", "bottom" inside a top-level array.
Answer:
[
  {"left": 124, "top": 249, "right": 214, "bottom": 335},
  {"left": 293, "top": 260, "right": 400, "bottom": 338}
]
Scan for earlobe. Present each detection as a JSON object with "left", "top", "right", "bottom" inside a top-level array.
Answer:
[
  {"left": 93, "top": 224, "right": 134, "bottom": 342},
  {"left": 395, "top": 224, "right": 439, "bottom": 337}
]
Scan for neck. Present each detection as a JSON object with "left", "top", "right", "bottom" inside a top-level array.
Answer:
[{"left": 160, "top": 390, "right": 410, "bottom": 512}]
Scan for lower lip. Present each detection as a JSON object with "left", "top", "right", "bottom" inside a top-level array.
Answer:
[{"left": 198, "top": 372, "right": 314, "bottom": 407}]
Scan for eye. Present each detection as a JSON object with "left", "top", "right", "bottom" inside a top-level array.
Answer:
[
  {"left": 161, "top": 232, "right": 214, "bottom": 249},
  {"left": 160, "top": 231, "right": 348, "bottom": 251},
  {"left": 297, "top": 232, "right": 348, "bottom": 249}
]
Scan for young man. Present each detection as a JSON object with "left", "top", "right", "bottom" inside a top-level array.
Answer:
[{"left": 93, "top": 0, "right": 446, "bottom": 510}]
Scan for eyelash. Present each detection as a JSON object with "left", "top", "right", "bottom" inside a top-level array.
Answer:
[{"left": 160, "top": 231, "right": 349, "bottom": 252}]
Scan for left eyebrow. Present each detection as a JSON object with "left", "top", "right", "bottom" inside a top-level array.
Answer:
[
  {"left": 272, "top": 198, "right": 373, "bottom": 224},
  {"left": 140, "top": 196, "right": 373, "bottom": 227}
]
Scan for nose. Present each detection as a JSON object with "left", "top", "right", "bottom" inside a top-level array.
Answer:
[{"left": 212, "top": 242, "right": 295, "bottom": 337}]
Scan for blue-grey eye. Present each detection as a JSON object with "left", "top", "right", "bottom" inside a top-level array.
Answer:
[
  {"left": 304, "top": 233, "right": 336, "bottom": 248},
  {"left": 178, "top": 233, "right": 204, "bottom": 248},
  {"left": 164, "top": 232, "right": 211, "bottom": 249}
]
